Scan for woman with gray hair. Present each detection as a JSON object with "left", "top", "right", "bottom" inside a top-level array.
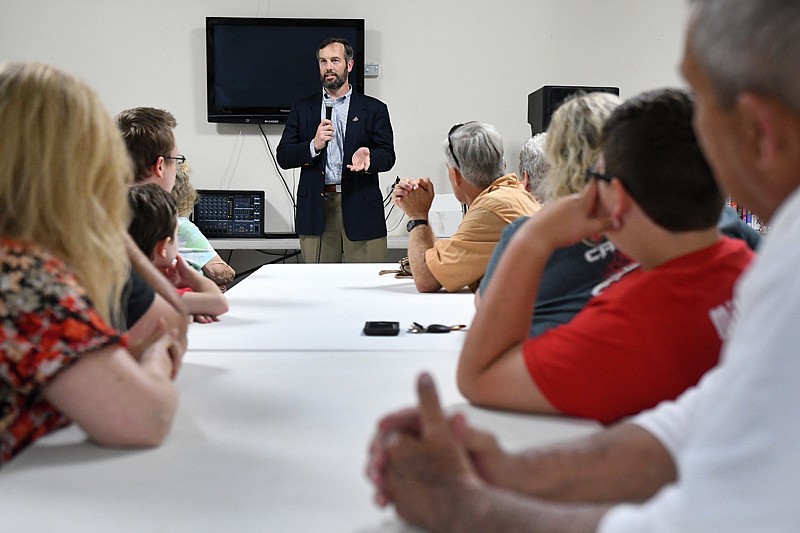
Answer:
[{"left": 518, "top": 132, "right": 549, "bottom": 204}]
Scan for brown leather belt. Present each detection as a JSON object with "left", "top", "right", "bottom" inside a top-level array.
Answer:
[{"left": 323, "top": 184, "right": 341, "bottom": 193}]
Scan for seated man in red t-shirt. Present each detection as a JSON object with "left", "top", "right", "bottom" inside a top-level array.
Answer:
[{"left": 457, "top": 88, "right": 755, "bottom": 424}]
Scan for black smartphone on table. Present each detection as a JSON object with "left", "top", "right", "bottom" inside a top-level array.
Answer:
[{"left": 363, "top": 321, "right": 400, "bottom": 336}]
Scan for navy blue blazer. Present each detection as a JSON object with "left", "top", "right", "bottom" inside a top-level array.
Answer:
[{"left": 276, "top": 91, "right": 396, "bottom": 241}]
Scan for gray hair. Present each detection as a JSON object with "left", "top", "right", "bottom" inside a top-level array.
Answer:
[
  {"left": 518, "top": 133, "right": 549, "bottom": 201},
  {"left": 691, "top": 0, "right": 800, "bottom": 111},
  {"left": 442, "top": 121, "right": 505, "bottom": 189}
]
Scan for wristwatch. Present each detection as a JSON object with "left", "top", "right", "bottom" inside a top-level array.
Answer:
[{"left": 406, "top": 219, "right": 429, "bottom": 232}]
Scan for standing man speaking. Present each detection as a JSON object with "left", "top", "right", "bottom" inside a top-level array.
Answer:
[{"left": 277, "top": 38, "right": 396, "bottom": 263}]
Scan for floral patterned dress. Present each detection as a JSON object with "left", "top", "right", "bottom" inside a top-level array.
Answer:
[{"left": 0, "top": 238, "right": 124, "bottom": 464}]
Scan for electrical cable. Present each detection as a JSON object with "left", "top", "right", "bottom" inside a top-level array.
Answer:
[
  {"left": 384, "top": 175, "right": 403, "bottom": 229},
  {"left": 387, "top": 208, "right": 405, "bottom": 233},
  {"left": 383, "top": 176, "right": 399, "bottom": 205},
  {"left": 219, "top": 129, "right": 245, "bottom": 189},
  {"left": 258, "top": 124, "right": 296, "bottom": 212}
]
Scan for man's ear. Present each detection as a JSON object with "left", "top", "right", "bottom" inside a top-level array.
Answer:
[
  {"left": 150, "top": 155, "right": 165, "bottom": 179},
  {"left": 609, "top": 178, "right": 634, "bottom": 225},
  {"left": 448, "top": 166, "right": 463, "bottom": 187},
  {"left": 521, "top": 170, "right": 531, "bottom": 191},
  {"left": 737, "top": 92, "right": 789, "bottom": 172}
]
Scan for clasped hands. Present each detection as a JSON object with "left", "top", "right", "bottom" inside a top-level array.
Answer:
[
  {"left": 366, "top": 373, "right": 514, "bottom": 530},
  {"left": 131, "top": 317, "right": 185, "bottom": 379},
  {"left": 392, "top": 177, "right": 435, "bottom": 219}
]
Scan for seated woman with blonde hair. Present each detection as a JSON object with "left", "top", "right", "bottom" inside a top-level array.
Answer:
[
  {"left": 0, "top": 62, "right": 185, "bottom": 463},
  {"left": 478, "top": 92, "right": 629, "bottom": 335},
  {"left": 172, "top": 162, "right": 235, "bottom": 290}
]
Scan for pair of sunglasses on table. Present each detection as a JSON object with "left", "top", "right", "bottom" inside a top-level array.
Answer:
[{"left": 408, "top": 322, "right": 467, "bottom": 334}]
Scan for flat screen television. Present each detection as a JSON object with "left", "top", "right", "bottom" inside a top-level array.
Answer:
[{"left": 206, "top": 17, "right": 365, "bottom": 124}]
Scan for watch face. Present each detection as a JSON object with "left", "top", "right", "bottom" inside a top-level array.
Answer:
[{"left": 407, "top": 219, "right": 428, "bottom": 232}]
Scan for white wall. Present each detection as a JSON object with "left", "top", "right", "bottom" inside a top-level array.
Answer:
[{"left": 0, "top": 0, "right": 691, "bottom": 235}]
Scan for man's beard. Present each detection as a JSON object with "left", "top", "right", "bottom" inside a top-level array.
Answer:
[{"left": 322, "top": 70, "right": 346, "bottom": 92}]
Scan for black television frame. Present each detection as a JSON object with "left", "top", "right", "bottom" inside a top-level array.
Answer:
[{"left": 206, "top": 17, "right": 365, "bottom": 125}]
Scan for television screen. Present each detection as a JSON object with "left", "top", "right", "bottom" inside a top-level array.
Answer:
[{"left": 206, "top": 17, "right": 365, "bottom": 124}]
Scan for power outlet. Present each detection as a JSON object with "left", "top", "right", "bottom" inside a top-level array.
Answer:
[{"left": 364, "top": 63, "right": 380, "bottom": 78}]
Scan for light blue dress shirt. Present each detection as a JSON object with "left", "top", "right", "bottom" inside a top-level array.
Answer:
[{"left": 308, "top": 87, "right": 352, "bottom": 186}]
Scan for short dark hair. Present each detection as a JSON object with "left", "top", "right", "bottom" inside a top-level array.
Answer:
[
  {"left": 317, "top": 38, "right": 354, "bottom": 63},
  {"left": 127, "top": 183, "right": 178, "bottom": 258},
  {"left": 602, "top": 88, "right": 723, "bottom": 231},
  {"left": 116, "top": 107, "right": 177, "bottom": 183}
]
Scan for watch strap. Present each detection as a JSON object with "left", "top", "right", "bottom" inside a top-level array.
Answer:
[{"left": 406, "top": 219, "right": 429, "bottom": 232}]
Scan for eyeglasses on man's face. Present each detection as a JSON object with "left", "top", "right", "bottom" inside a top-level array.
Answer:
[
  {"left": 585, "top": 167, "right": 636, "bottom": 201},
  {"left": 585, "top": 167, "right": 614, "bottom": 183},
  {"left": 163, "top": 154, "right": 187, "bottom": 165}
]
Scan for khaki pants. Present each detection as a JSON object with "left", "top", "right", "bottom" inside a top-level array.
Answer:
[{"left": 299, "top": 192, "right": 387, "bottom": 263}]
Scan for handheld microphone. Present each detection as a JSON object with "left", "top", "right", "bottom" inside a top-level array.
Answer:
[{"left": 323, "top": 100, "right": 335, "bottom": 148}]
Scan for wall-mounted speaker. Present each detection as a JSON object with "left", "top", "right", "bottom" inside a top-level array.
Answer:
[{"left": 527, "top": 85, "right": 620, "bottom": 135}]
